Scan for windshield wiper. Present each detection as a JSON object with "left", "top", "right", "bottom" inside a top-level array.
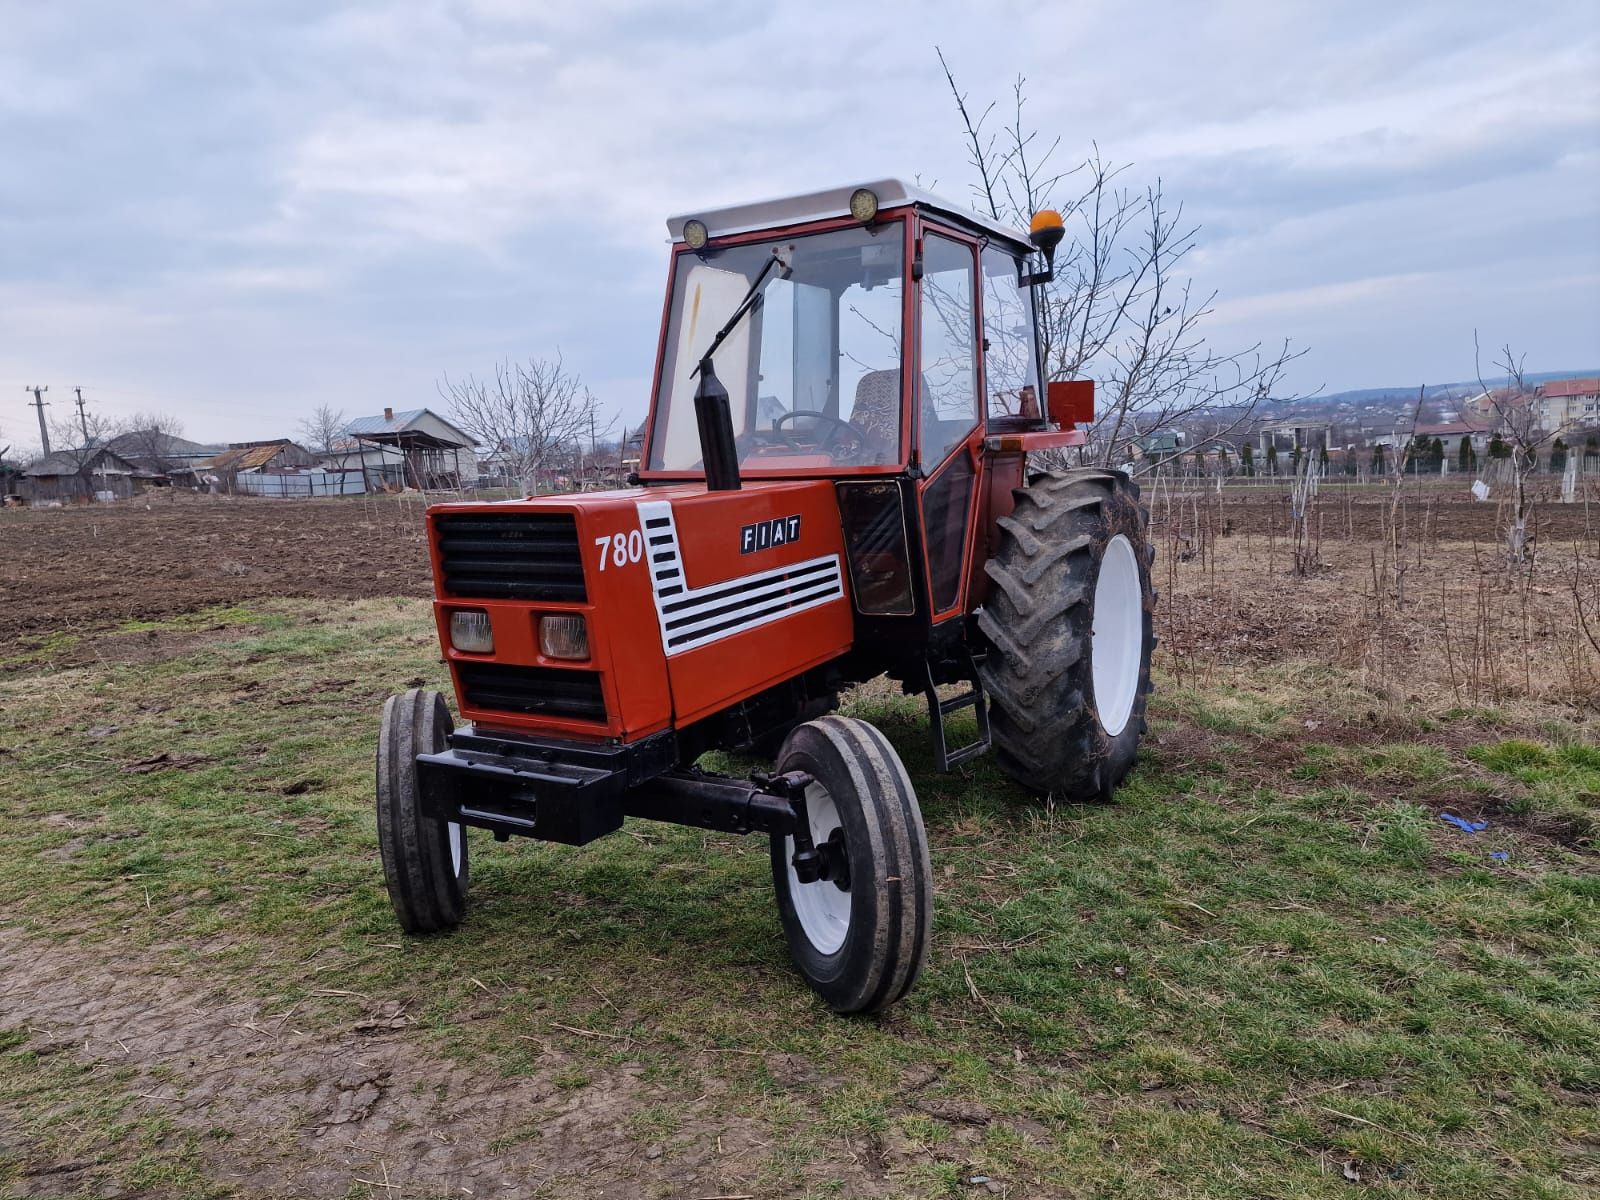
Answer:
[
  {"left": 690, "top": 247, "right": 791, "bottom": 378},
  {"left": 688, "top": 247, "right": 792, "bottom": 493}
]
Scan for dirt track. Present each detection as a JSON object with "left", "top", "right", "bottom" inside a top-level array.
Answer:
[{"left": 0, "top": 929, "right": 902, "bottom": 1199}]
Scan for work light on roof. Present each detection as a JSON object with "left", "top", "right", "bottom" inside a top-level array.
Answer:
[
  {"left": 848, "top": 187, "right": 879, "bottom": 223},
  {"left": 682, "top": 219, "right": 709, "bottom": 250}
]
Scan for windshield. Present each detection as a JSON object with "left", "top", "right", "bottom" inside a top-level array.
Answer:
[{"left": 647, "top": 222, "right": 906, "bottom": 472}]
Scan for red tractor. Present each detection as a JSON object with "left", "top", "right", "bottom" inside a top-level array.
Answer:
[{"left": 378, "top": 180, "right": 1154, "bottom": 1014}]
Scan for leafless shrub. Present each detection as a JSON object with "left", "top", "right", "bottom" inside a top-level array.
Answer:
[
  {"left": 1473, "top": 335, "right": 1557, "bottom": 568},
  {"left": 440, "top": 353, "right": 612, "bottom": 495},
  {"left": 937, "top": 51, "right": 1306, "bottom": 473}
]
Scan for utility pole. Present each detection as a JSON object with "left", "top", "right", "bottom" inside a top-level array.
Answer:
[
  {"left": 74, "top": 387, "right": 92, "bottom": 445},
  {"left": 26, "top": 386, "right": 50, "bottom": 456}
]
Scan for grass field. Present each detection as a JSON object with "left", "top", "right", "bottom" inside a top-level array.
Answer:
[{"left": 2, "top": 587, "right": 1596, "bottom": 1198}]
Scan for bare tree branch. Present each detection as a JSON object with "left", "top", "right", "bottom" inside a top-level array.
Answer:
[
  {"left": 440, "top": 352, "right": 614, "bottom": 494},
  {"left": 937, "top": 58, "right": 1307, "bottom": 471}
]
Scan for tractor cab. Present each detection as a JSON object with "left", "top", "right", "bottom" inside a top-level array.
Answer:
[
  {"left": 645, "top": 179, "right": 1085, "bottom": 478},
  {"left": 643, "top": 179, "right": 1089, "bottom": 641}
]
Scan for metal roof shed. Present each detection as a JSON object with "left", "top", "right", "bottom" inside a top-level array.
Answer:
[{"left": 342, "top": 408, "right": 477, "bottom": 490}]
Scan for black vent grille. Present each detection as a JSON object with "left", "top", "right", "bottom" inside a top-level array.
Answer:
[
  {"left": 435, "top": 513, "right": 586, "bottom": 602},
  {"left": 457, "top": 662, "right": 606, "bottom": 722}
]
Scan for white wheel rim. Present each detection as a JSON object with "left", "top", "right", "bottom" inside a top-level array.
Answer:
[
  {"left": 785, "top": 781, "right": 851, "bottom": 954},
  {"left": 447, "top": 821, "right": 463, "bottom": 877},
  {"left": 1091, "top": 534, "right": 1142, "bottom": 737}
]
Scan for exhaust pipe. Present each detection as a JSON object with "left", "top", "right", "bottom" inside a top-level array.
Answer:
[{"left": 693, "top": 357, "right": 741, "bottom": 492}]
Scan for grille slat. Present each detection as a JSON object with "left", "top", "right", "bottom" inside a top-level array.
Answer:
[
  {"left": 457, "top": 662, "right": 605, "bottom": 722},
  {"left": 435, "top": 512, "right": 586, "bottom": 602}
]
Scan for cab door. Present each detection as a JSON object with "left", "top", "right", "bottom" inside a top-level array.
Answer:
[{"left": 913, "top": 226, "right": 984, "bottom": 624}]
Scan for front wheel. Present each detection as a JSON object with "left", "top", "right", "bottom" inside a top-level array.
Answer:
[
  {"left": 770, "top": 717, "right": 932, "bottom": 1015},
  {"left": 377, "top": 688, "right": 469, "bottom": 933}
]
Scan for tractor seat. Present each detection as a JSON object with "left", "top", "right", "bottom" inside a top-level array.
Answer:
[
  {"left": 850, "top": 369, "right": 902, "bottom": 453},
  {"left": 851, "top": 369, "right": 955, "bottom": 460}
]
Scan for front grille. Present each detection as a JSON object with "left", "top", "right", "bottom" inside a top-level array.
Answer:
[
  {"left": 435, "top": 513, "right": 586, "bottom": 602},
  {"left": 457, "top": 662, "right": 606, "bottom": 722}
]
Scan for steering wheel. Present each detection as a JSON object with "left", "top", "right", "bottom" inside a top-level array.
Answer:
[{"left": 771, "top": 409, "right": 860, "bottom": 452}]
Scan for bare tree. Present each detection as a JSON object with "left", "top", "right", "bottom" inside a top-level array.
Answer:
[
  {"left": 296, "top": 404, "right": 347, "bottom": 456},
  {"left": 48, "top": 410, "right": 121, "bottom": 501},
  {"left": 439, "top": 353, "right": 612, "bottom": 495},
  {"left": 1474, "top": 334, "right": 1553, "bottom": 566},
  {"left": 937, "top": 52, "right": 1304, "bottom": 471}
]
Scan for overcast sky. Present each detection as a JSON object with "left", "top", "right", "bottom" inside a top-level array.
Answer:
[{"left": 3, "top": 0, "right": 1596, "bottom": 448}]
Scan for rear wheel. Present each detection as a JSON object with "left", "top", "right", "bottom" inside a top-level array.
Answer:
[
  {"left": 770, "top": 716, "right": 932, "bottom": 1014},
  {"left": 377, "top": 688, "right": 469, "bottom": 933},
  {"left": 978, "top": 469, "right": 1154, "bottom": 801}
]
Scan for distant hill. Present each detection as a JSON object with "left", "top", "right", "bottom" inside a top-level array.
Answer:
[{"left": 1271, "top": 370, "right": 1599, "bottom": 420}]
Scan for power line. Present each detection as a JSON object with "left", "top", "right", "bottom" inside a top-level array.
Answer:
[{"left": 25, "top": 385, "right": 50, "bottom": 456}]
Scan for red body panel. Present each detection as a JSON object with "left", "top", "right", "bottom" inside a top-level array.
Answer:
[
  {"left": 427, "top": 480, "right": 852, "bottom": 743},
  {"left": 658, "top": 481, "right": 852, "bottom": 724}
]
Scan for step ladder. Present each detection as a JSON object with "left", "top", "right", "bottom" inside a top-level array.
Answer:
[{"left": 923, "top": 652, "right": 991, "bottom": 772}]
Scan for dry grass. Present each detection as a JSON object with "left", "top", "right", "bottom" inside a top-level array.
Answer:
[{"left": 1153, "top": 483, "right": 1600, "bottom": 713}]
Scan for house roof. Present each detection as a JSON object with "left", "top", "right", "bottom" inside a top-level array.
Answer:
[
  {"left": 203, "top": 442, "right": 306, "bottom": 471},
  {"left": 1412, "top": 418, "right": 1493, "bottom": 437},
  {"left": 1539, "top": 377, "right": 1600, "bottom": 398},
  {"left": 667, "top": 178, "right": 1032, "bottom": 251},
  {"left": 103, "top": 430, "right": 222, "bottom": 459},
  {"left": 343, "top": 408, "right": 475, "bottom": 448},
  {"left": 344, "top": 408, "right": 429, "bottom": 435},
  {"left": 23, "top": 448, "right": 140, "bottom": 477}
]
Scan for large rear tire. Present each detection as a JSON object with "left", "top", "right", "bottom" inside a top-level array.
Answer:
[
  {"left": 770, "top": 717, "right": 932, "bottom": 1014},
  {"left": 978, "top": 469, "right": 1154, "bottom": 801},
  {"left": 377, "top": 688, "right": 469, "bottom": 933}
]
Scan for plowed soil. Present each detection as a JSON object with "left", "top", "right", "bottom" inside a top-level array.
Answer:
[
  {"left": 0, "top": 495, "right": 432, "bottom": 650},
  {"left": 3, "top": 487, "right": 1594, "bottom": 653}
]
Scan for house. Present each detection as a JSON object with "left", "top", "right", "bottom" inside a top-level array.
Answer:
[
  {"left": 201, "top": 440, "right": 318, "bottom": 492},
  {"left": 102, "top": 430, "right": 225, "bottom": 478},
  {"left": 1535, "top": 377, "right": 1600, "bottom": 432},
  {"left": 1403, "top": 417, "right": 1497, "bottom": 460},
  {"left": 342, "top": 408, "right": 477, "bottom": 490},
  {"left": 316, "top": 436, "right": 406, "bottom": 489},
  {"left": 19, "top": 447, "right": 149, "bottom": 503}
]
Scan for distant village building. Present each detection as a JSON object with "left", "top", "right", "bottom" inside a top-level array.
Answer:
[
  {"left": 342, "top": 408, "right": 476, "bottom": 490},
  {"left": 19, "top": 447, "right": 149, "bottom": 503},
  {"left": 1257, "top": 419, "right": 1331, "bottom": 456},
  {"left": 102, "top": 430, "right": 225, "bottom": 479},
  {"left": 201, "top": 439, "right": 318, "bottom": 492},
  {"left": 1404, "top": 417, "right": 1496, "bottom": 459},
  {"left": 1535, "top": 377, "right": 1600, "bottom": 432}
]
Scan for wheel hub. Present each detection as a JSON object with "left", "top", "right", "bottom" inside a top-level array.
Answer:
[{"left": 1091, "top": 533, "right": 1143, "bottom": 737}]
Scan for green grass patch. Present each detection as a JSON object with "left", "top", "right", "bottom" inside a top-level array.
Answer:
[{"left": 0, "top": 598, "right": 1595, "bottom": 1197}]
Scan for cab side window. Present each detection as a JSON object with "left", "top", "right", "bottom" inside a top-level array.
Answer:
[
  {"left": 981, "top": 247, "right": 1040, "bottom": 419},
  {"left": 918, "top": 234, "right": 979, "bottom": 467}
]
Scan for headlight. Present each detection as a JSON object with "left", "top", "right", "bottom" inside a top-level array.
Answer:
[
  {"left": 449, "top": 609, "right": 494, "bottom": 654},
  {"left": 683, "top": 219, "right": 709, "bottom": 250},
  {"left": 539, "top": 613, "right": 589, "bottom": 660},
  {"left": 849, "top": 187, "right": 879, "bottom": 222}
]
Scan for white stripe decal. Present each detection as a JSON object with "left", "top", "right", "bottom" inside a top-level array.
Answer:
[{"left": 635, "top": 499, "right": 845, "bottom": 656}]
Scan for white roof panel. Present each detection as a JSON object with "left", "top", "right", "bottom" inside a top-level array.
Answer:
[{"left": 666, "top": 178, "right": 1032, "bottom": 250}]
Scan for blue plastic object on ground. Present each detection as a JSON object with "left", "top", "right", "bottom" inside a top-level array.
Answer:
[{"left": 1439, "top": 812, "right": 1488, "bottom": 833}]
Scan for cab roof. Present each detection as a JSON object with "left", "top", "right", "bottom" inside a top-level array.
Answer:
[{"left": 666, "top": 178, "right": 1033, "bottom": 252}]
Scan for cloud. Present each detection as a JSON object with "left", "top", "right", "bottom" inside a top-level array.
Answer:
[{"left": 0, "top": 0, "right": 1596, "bottom": 448}]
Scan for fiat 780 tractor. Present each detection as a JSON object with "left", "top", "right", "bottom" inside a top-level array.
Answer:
[{"left": 378, "top": 179, "right": 1154, "bottom": 1013}]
